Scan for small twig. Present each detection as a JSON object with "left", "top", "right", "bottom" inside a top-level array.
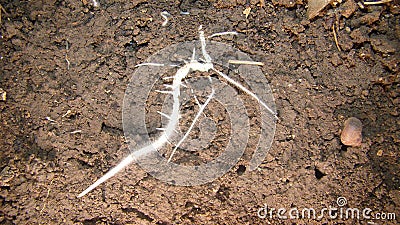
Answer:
[
  {"left": 332, "top": 24, "right": 341, "bottom": 52},
  {"left": 363, "top": 0, "right": 392, "bottom": 5},
  {"left": 0, "top": 4, "right": 7, "bottom": 26}
]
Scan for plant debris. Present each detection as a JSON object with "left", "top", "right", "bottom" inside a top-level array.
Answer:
[
  {"left": 243, "top": 6, "right": 251, "bottom": 19},
  {"left": 0, "top": 88, "right": 6, "bottom": 101}
]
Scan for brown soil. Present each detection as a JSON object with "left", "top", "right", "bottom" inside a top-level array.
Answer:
[{"left": 0, "top": 0, "right": 399, "bottom": 224}]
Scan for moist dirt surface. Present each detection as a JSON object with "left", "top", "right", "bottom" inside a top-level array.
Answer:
[{"left": 0, "top": 0, "right": 399, "bottom": 224}]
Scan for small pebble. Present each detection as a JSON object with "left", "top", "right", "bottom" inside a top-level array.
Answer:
[
  {"left": 0, "top": 88, "right": 6, "bottom": 101},
  {"left": 341, "top": 117, "right": 363, "bottom": 147}
]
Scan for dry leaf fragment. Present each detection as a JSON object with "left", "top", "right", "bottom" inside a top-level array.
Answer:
[
  {"left": 0, "top": 88, "right": 6, "bottom": 101},
  {"left": 308, "top": 0, "right": 334, "bottom": 19},
  {"left": 243, "top": 7, "right": 251, "bottom": 19}
]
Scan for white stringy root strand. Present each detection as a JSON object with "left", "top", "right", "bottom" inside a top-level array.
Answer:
[
  {"left": 77, "top": 154, "right": 134, "bottom": 198},
  {"left": 208, "top": 31, "right": 238, "bottom": 39},
  {"left": 135, "top": 63, "right": 165, "bottom": 67},
  {"left": 168, "top": 89, "right": 215, "bottom": 162},
  {"left": 161, "top": 11, "right": 171, "bottom": 27},
  {"left": 212, "top": 68, "right": 278, "bottom": 120},
  {"left": 228, "top": 59, "right": 264, "bottom": 66},
  {"left": 78, "top": 144, "right": 161, "bottom": 198}
]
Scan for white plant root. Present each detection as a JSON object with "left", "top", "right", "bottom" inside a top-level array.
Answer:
[
  {"left": 161, "top": 11, "right": 171, "bottom": 27},
  {"left": 92, "top": 0, "right": 99, "bottom": 7},
  {"left": 78, "top": 27, "right": 277, "bottom": 198}
]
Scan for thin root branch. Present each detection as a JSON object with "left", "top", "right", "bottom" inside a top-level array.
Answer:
[
  {"left": 212, "top": 68, "right": 278, "bottom": 120},
  {"left": 161, "top": 11, "right": 171, "bottom": 27},
  {"left": 45, "top": 117, "right": 57, "bottom": 123},
  {"left": 65, "top": 41, "right": 70, "bottom": 70},
  {"left": 70, "top": 130, "right": 82, "bottom": 134},
  {"left": 167, "top": 89, "right": 215, "bottom": 162},
  {"left": 135, "top": 63, "right": 165, "bottom": 67},
  {"left": 208, "top": 31, "right": 239, "bottom": 39},
  {"left": 65, "top": 56, "right": 70, "bottom": 70},
  {"left": 163, "top": 76, "right": 174, "bottom": 80},
  {"left": 228, "top": 60, "right": 264, "bottom": 66},
  {"left": 158, "top": 111, "right": 171, "bottom": 119},
  {"left": 155, "top": 90, "right": 173, "bottom": 94},
  {"left": 78, "top": 154, "right": 136, "bottom": 197}
]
